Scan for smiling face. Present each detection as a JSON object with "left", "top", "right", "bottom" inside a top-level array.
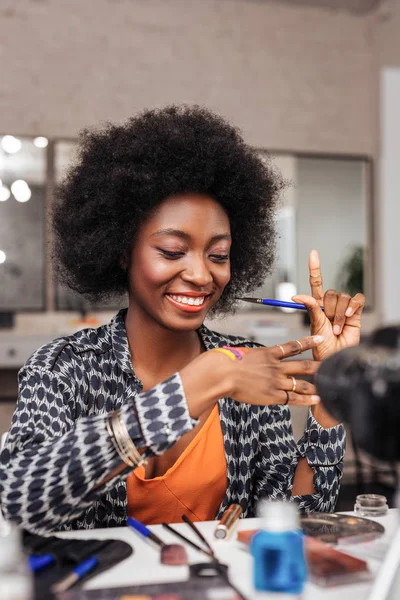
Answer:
[{"left": 127, "top": 194, "right": 232, "bottom": 331}]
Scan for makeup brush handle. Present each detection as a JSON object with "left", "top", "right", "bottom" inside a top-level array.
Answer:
[
  {"left": 241, "top": 298, "right": 325, "bottom": 311},
  {"left": 127, "top": 516, "right": 165, "bottom": 547},
  {"left": 162, "top": 523, "right": 214, "bottom": 559}
]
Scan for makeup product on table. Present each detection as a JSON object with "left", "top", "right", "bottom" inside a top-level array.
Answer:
[
  {"left": 57, "top": 574, "right": 241, "bottom": 600},
  {"left": 23, "top": 533, "right": 133, "bottom": 598},
  {"left": 238, "top": 297, "right": 325, "bottom": 311},
  {"left": 161, "top": 523, "right": 213, "bottom": 559},
  {"left": 238, "top": 512, "right": 386, "bottom": 546},
  {"left": 179, "top": 514, "right": 249, "bottom": 600},
  {"left": 300, "top": 512, "right": 385, "bottom": 544},
  {"left": 305, "top": 536, "right": 372, "bottom": 587},
  {"left": 354, "top": 493, "right": 389, "bottom": 517},
  {"left": 127, "top": 516, "right": 188, "bottom": 566},
  {"left": 239, "top": 534, "right": 372, "bottom": 588},
  {"left": 59, "top": 516, "right": 250, "bottom": 600},
  {"left": 214, "top": 504, "right": 242, "bottom": 540},
  {"left": 28, "top": 553, "right": 55, "bottom": 573},
  {"left": 51, "top": 556, "right": 99, "bottom": 594},
  {"left": 181, "top": 514, "right": 216, "bottom": 560},
  {"left": 250, "top": 501, "right": 307, "bottom": 595}
]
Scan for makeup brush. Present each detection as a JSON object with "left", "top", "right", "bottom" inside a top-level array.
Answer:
[
  {"left": 127, "top": 517, "right": 188, "bottom": 566},
  {"left": 162, "top": 523, "right": 214, "bottom": 559},
  {"left": 180, "top": 515, "right": 251, "bottom": 600},
  {"left": 181, "top": 514, "right": 216, "bottom": 559},
  {"left": 238, "top": 297, "right": 324, "bottom": 311}
]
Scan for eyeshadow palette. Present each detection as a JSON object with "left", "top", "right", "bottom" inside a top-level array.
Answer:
[
  {"left": 237, "top": 512, "right": 386, "bottom": 547},
  {"left": 58, "top": 578, "right": 241, "bottom": 600},
  {"left": 300, "top": 512, "right": 385, "bottom": 544}
]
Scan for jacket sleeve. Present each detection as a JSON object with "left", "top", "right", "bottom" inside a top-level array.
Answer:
[
  {"left": 0, "top": 366, "right": 195, "bottom": 533},
  {"left": 254, "top": 405, "right": 346, "bottom": 512}
]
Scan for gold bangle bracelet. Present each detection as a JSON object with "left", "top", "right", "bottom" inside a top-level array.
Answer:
[
  {"left": 120, "top": 420, "right": 147, "bottom": 466},
  {"left": 106, "top": 413, "right": 136, "bottom": 467},
  {"left": 111, "top": 413, "right": 138, "bottom": 468},
  {"left": 107, "top": 410, "right": 147, "bottom": 468},
  {"left": 112, "top": 410, "right": 147, "bottom": 467}
]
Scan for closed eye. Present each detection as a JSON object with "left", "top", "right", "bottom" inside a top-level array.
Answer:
[
  {"left": 158, "top": 249, "right": 229, "bottom": 262},
  {"left": 159, "top": 249, "right": 185, "bottom": 259},
  {"left": 210, "top": 254, "right": 229, "bottom": 262}
]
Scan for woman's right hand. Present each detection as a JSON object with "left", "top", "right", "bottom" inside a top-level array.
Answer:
[{"left": 180, "top": 335, "right": 324, "bottom": 419}]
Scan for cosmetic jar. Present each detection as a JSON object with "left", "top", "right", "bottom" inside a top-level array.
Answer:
[{"left": 354, "top": 494, "right": 388, "bottom": 517}]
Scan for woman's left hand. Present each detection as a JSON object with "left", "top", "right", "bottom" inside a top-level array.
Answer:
[{"left": 292, "top": 249, "right": 365, "bottom": 361}]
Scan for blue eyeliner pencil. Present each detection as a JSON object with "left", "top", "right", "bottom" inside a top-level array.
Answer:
[{"left": 239, "top": 297, "right": 324, "bottom": 311}]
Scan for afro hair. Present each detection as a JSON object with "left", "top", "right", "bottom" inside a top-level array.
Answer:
[{"left": 53, "top": 105, "right": 284, "bottom": 315}]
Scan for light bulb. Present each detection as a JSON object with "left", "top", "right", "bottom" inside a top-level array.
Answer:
[
  {"left": 33, "top": 137, "right": 48, "bottom": 148},
  {"left": 11, "top": 179, "right": 31, "bottom": 203},
  {"left": 0, "top": 250, "right": 6, "bottom": 264},
  {"left": 1, "top": 135, "right": 22, "bottom": 154}
]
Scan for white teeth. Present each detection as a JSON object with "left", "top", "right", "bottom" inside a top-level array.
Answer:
[{"left": 168, "top": 294, "right": 206, "bottom": 306}]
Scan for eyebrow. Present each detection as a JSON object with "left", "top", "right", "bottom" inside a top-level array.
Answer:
[{"left": 151, "top": 229, "right": 231, "bottom": 243}]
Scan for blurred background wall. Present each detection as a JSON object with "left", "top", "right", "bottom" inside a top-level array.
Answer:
[{"left": 0, "top": 0, "right": 379, "bottom": 152}]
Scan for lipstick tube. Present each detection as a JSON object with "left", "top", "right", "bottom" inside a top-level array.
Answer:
[{"left": 214, "top": 504, "right": 242, "bottom": 540}]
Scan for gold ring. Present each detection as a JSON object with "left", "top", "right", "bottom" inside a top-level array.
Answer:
[
  {"left": 277, "top": 345, "right": 285, "bottom": 358},
  {"left": 290, "top": 376, "right": 296, "bottom": 392},
  {"left": 310, "top": 274, "right": 321, "bottom": 279},
  {"left": 295, "top": 340, "right": 303, "bottom": 353}
]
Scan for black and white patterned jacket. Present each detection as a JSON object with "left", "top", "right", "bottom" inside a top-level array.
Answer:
[{"left": 0, "top": 310, "right": 345, "bottom": 534}]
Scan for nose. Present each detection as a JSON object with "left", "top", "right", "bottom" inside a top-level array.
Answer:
[{"left": 181, "top": 255, "right": 213, "bottom": 287}]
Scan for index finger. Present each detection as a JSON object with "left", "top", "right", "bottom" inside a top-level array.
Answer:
[{"left": 309, "top": 249, "right": 324, "bottom": 302}]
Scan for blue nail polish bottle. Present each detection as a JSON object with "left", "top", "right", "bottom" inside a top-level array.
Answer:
[{"left": 250, "top": 501, "right": 307, "bottom": 595}]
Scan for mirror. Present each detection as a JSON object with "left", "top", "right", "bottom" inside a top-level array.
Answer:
[
  {"left": 0, "top": 136, "right": 47, "bottom": 310},
  {"left": 0, "top": 137, "right": 371, "bottom": 314},
  {"left": 251, "top": 152, "right": 371, "bottom": 311}
]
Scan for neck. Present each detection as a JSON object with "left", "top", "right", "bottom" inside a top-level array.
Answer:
[{"left": 125, "top": 303, "right": 203, "bottom": 378}]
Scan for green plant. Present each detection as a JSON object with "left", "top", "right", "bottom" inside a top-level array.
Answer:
[{"left": 336, "top": 245, "right": 364, "bottom": 297}]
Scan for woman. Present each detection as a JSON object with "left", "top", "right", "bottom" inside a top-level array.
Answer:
[{"left": 0, "top": 106, "right": 364, "bottom": 533}]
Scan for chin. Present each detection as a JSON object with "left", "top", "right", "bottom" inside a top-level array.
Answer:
[
  {"left": 164, "top": 316, "right": 206, "bottom": 332},
  {"left": 157, "top": 308, "right": 210, "bottom": 332}
]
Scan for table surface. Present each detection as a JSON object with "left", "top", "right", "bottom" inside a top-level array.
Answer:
[{"left": 58, "top": 509, "right": 399, "bottom": 600}]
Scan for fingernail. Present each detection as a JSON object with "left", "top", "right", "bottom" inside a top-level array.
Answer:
[
  {"left": 311, "top": 395, "right": 321, "bottom": 403},
  {"left": 333, "top": 325, "right": 341, "bottom": 335},
  {"left": 345, "top": 307, "right": 353, "bottom": 317},
  {"left": 313, "top": 335, "right": 324, "bottom": 343}
]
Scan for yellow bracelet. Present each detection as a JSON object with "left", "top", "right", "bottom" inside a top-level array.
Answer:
[{"left": 214, "top": 348, "right": 238, "bottom": 361}]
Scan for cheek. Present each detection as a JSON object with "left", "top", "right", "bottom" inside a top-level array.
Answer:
[
  {"left": 131, "top": 252, "right": 178, "bottom": 289},
  {"left": 213, "top": 264, "right": 231, "bottom": 289}
]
